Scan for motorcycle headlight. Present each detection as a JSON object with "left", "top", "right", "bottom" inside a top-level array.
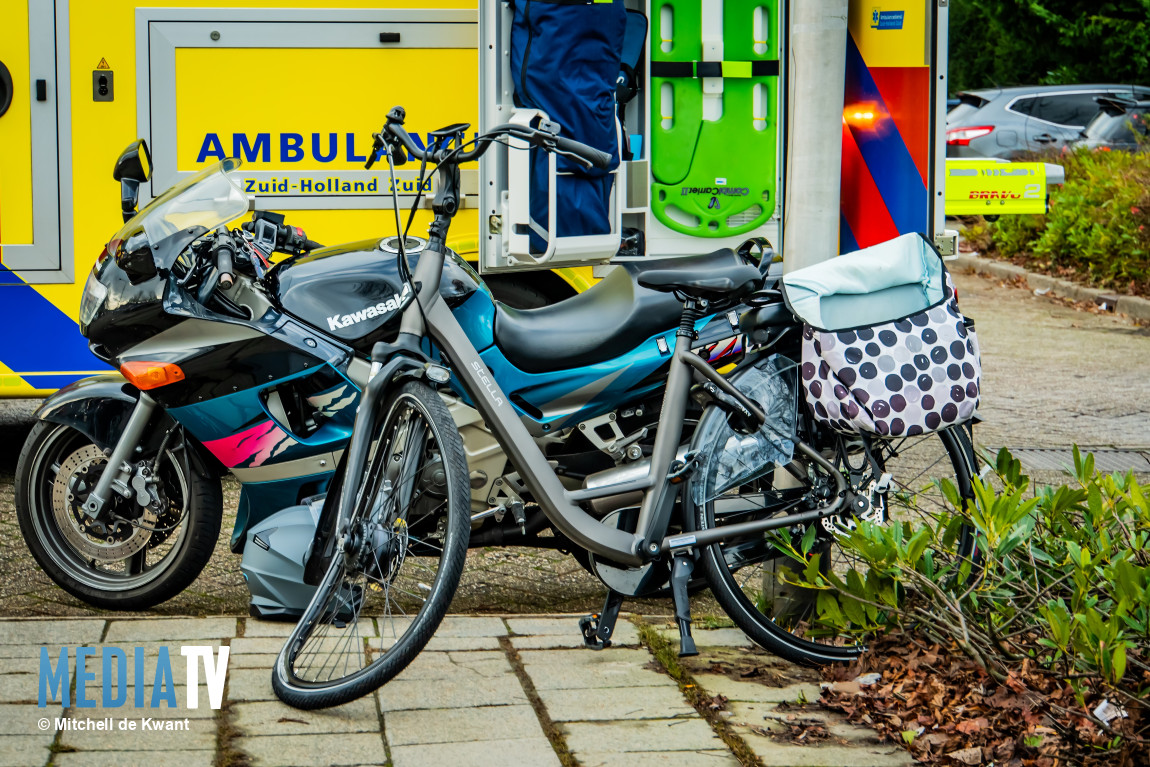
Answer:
[{"left": 78, "top": 266, "right": 109, "bottom": 331}]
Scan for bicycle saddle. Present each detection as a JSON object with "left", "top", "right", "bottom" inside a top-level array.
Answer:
[{"left": 637, "top": 250, "right": 763, "bottom": 301}]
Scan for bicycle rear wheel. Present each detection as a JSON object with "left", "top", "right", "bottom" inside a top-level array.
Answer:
[
  {"left": 697, "top": 425, "right": 978, "bottom": 666},
  {"left": 272, "top": 381, "right": 470, "bottom": 709}
]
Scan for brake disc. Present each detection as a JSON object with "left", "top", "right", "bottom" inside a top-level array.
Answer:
[{"left": 51, "top": 445, "right": 158, "bottom": 562}]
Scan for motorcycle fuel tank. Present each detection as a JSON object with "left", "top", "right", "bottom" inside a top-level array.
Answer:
[{"left": 269, "top": 237, "right": 480, "bottom": 352}]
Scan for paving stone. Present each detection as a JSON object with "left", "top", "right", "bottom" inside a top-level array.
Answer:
[
  {"left": 227, "top": 668, "right": 278, "bottom": 702},
  {"left": 0, "top": 674, "right": 42, "bottom": 705},
  {"left": 0, "top": 620, "right": 105, "bottom": 646},
  {"left": 728, "top": 701, "right": 889, "bottom": 746},
  {"left": 0, "top": 736, "right": 53, "bottom": 767},
  {"left": 384, "top": 704, "right": 540, "bottom": 746},
  {"left": 692, "top": 673, "right": 822, "bottom": 704},
  {"left": 577, "top": 752, "right": 739, "bottom": 767},
  {"left": 392, "top": 651, "right": 513, "bottom": 681},
  {"left": 232, "top": 637, "right": 291, "bottom": 655},
  {"left": 739, "top": 737, "right": 915, "bottom": 767},
  {"left": 238, "top": 732, "right": 387, "bottom": 766},
  {"left": 421, "top": 636, "right": 502, "bottom": 651},
  {"left": 373, "top": 616, "right": 508, "bottom": 639},
  {"left": 0, "top": 645, "right": 52, "bottom": 660},
  {"left": 656, "top": 627, "right": 754, "bottom": 648},
  {"left": 233, "top": 698, "right": 378, "bottom": 735},
  {"left": 424, "top": 616, "right": 508, "bottom": 638},
  {"left": 54, "top": 749, "right": 215, "bottom": 767},
  {"left": 369, "top": 635, "right": 501, "bottom": 652},
  {"left": 243, "top": 619, "right": 296, "bottom": 638},
  {"left": 505, "top": 619, "right": 639, "bottom": 648},
  {"left": 537, "top": 685, "right": 695, "bottom": 722},
  {"left": 519, "top": 649, "right": 669, "bottom": 691},
  {"left": 506, "top": 616, "right": 588, "bottom": 635},
  {"left": 377, "top": 674, "right": 527, "bottom": 712},
  {"left": 390, "top": 736, "right": 560, "bottom": 767},
  {"left": 58, "top": 715, "right": 215, "bottom": 751},
  {"left": 0, "top": 705, "right": 73, "bottom": 735},
  {"left": 563, "top": 718, "right": 727, "bottom": 754},
  {"left": 0, "top": 656, "right": 71, "bottom": 675},
  {"left": 228, "top": 653, "right": 281, "bottom": 669},
  {"left": 104, "top": 618, "right": 238, "bottom": 643}
]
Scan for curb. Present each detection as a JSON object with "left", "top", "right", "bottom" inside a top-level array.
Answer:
[{"left": 951, "top": 254, "right": 1150, "bottom": 323}]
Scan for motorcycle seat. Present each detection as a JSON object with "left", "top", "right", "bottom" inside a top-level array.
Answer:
[{"left": 493, "top": 249, "right": 743, "bottom": 374}]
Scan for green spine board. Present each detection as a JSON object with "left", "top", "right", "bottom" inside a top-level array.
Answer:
[{"left": 650, "top": 0, "right": 779, "bottom": 238}]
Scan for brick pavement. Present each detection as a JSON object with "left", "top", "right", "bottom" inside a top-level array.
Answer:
[{"left": 0, "top": 615, "right": 910, "bottom": 767}]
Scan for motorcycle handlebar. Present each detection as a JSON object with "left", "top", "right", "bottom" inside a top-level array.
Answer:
[{"left": 215, "top": 242, "right": 235, "bottom": 290}]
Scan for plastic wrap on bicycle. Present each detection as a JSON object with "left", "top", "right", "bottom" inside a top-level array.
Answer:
[{"left": 693, "top": 354, "right": 798, "bottom": 506}]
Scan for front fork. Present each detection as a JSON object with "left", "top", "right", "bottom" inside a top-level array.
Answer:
[{"left": 80, "top": 392, "right": 158, "bottom": 519}]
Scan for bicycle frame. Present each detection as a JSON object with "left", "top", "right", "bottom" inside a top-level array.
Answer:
[
  {"left": 366, "top": 242, "right": 846, "bottom": 568},
  {"left": 334, "top": 120, "right": 847, "bottom": 569}
]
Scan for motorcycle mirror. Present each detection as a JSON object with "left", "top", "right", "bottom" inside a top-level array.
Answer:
[
  {"left": 113, "top": 139, "right": 152, "bottom": 184},
  {"left": 114, "top": 139, "right": 152, "bottom": 222}
]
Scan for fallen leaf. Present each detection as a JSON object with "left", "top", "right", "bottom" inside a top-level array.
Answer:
[{"left": 947, "top": 745, "right": 983, "bottom": 764}]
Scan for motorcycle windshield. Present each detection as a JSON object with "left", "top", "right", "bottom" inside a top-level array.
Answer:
[{"left": 108, "top": 159, "right": 248, "bottom": 259}]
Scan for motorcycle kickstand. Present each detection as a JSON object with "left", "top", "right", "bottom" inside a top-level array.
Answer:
[
  {"left": 579, "top": 590, "right": 624, "bottom": 650},
  {"left": 670, "top": 550, "right": 698, "bottom": 657}
]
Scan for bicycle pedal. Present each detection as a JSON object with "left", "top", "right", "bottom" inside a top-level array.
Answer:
[{"left": 578, "top": 614, "right": 611, "bottom": 650}]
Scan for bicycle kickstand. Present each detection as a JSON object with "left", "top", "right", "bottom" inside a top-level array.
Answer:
[
  {"left": 579, "top": 590, "right": 625, "bottom": 650},
  {"left": 670, "top": 550, "right": 698, "bottom": 657}
]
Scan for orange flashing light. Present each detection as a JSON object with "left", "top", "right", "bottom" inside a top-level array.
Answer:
[
  {"left": 843, "top": 102, "right": 882, "bottom": 130},
  {"left": 120, "top": 360, "right": 186, "bottom": 390}
]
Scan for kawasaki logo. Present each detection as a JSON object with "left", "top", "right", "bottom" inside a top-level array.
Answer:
[{"left": 327, "top": 284, "right": 412, "bottom": 331}]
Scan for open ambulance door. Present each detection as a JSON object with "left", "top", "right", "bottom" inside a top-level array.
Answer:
[{"left": 478, "top": 0, "right": 785, "bottom": 274}]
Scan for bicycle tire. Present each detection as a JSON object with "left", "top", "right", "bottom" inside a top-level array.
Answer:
[{"left": 272, "top": 381, "right": 470, "bottom": 709}]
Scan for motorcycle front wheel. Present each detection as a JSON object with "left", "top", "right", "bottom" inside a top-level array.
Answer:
[{"left": 15, "top": 419, "right": 222, "bottom": 610}]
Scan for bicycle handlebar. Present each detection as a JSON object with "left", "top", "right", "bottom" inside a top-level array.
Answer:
[{"left": 366, "top": 106, "right": 613, "bottom": 172}]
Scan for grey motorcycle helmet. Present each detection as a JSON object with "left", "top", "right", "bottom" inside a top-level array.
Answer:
[{"left": 241, "top": 497, "right": 325, "bottom": 620}]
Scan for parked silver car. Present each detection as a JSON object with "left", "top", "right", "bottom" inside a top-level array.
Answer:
[
  {"left": 946, "top": 84, "right": 1150, "bottom": 159},
  {"left": 1070, "top": 96, "right": 1150, "bottom": 153}
]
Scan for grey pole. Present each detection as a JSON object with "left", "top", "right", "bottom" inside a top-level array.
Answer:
[{"left": 783, "top": 0, "right": 849, "bottom": 272}]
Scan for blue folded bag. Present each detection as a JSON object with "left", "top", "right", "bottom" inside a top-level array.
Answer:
[{"left": 509, "top": 0, "right": 626, "bottom": 252}]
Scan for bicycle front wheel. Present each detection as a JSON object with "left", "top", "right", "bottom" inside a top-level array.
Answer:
[
  {"left": 272, "top": 381, "right": 470, "bottom": 709},
  {"left": 698, "top": 425, "right": 978, "bottom": 666}
]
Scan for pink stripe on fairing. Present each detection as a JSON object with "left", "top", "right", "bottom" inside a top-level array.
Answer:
[{"left": 202, "top": 420, "right": 299, "bottom": 468}]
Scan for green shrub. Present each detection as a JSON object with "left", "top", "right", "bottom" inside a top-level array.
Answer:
[
  {"left": 776, "top": 447, "right": 1150, "bottom": 750},
  {"left": 988, "top": 148, "right": 1150, "bottom": 293}
]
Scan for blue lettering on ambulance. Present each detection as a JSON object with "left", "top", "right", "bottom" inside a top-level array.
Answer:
[
  {"left": 197, "top": 133, "right": 227, "bottom": 163},
  {"left": 346, "top": 132, "right": 367, "bottom": 162},
  {"left": 233, "top": 133, "right": 271, "bottom": 163},
  {"left": 313, "top": 133, "right": 338, "bottom": 162},
  {"left": 281, "top": 133, "right": 304, "bottom": 162},
  {"left": 195, "top": 132, "right": 481, "bottom": 165}
]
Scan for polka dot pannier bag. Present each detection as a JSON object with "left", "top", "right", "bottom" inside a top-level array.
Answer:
[{"left": 781, "top": 233, "right": 980, "bottom": 437}]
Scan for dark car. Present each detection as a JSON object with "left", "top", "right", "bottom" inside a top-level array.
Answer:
[
  {"left": 1071, "top": 96, "right": 1150, "bottom": 152},
  {"left": 946, "top": 84, "right": 1150, "bottom": 159}
]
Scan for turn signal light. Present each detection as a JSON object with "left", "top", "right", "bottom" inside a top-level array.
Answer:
[{"left": 120, "top": 360, "right": 186, "bottom": 390}]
